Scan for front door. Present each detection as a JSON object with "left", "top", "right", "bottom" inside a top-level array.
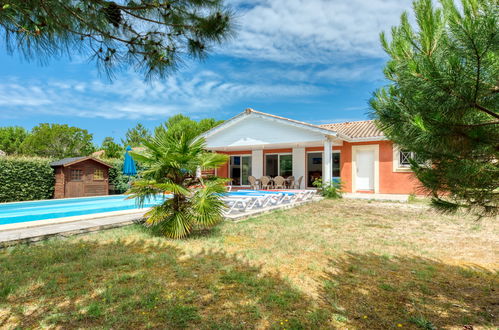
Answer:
[{"left": 356, "top": 150, "right": 374, "bottom": 190}]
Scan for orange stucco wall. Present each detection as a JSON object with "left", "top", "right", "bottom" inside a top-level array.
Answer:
[
  {"left": 336, "top": 141, "right": 420, "bottom": 194},
  {"left": 214, "top": 140, "right": 422, "bottom": 195}
]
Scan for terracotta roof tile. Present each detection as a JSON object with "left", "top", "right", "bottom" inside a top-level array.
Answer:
[{"left": 319, "top": 120, "right": 384, "bottom": 139}]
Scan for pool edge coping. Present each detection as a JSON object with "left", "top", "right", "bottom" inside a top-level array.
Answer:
[{"left": 0, "top": 208, "right": 150, "bottom": 232}]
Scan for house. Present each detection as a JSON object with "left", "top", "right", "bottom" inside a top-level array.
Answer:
[
  {"left": 201, "top": 108, "right": 420, "bottom": 195},
  {"left": 50, "top": 157, "right": 113, "bottom": 199}
]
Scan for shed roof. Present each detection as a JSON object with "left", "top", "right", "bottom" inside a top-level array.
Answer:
[{"left": 50, "top": 156, "right": 113, "bottom": 168}]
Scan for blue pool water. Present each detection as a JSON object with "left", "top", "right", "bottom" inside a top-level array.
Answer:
[
  {"left": 0, "top": 195, "right": 168, "bottom": 226},
  {"left": 0, "top": 190, "right": 297, "bottom": 226}
]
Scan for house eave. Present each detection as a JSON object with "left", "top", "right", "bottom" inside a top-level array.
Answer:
[{"left": 201, "top": 109, "right": 343, "bottom": 141}]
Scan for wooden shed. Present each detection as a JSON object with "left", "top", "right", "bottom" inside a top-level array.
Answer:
[{"left": 50, "top": 157, "right": 113, "bottom": 199}]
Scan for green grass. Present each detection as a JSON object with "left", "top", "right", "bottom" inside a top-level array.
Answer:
[{"left": 0, "top": 199, "right": 497, "bottom": 329}]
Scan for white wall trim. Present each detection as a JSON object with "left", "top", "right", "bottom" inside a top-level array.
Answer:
[
  {"left": 292, "top": 147, "right": 306, "bottom": 189},
  {"left": 322, "top": 139, "right": 333, "bottom": 184},
  {"left": 352, "top": 144, "right": 380, "bottom": 193}
]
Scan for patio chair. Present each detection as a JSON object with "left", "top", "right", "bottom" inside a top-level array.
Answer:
[
  {"left": 286, "top": 176, "right": 295, "bottom": 189},
  {"left": 293, "top": 176, "right": 303, "bottom": 189},
  {"left": 273, "top": 176, "right": 285, "bottom": 189},
  {"left": 248, "top": 176, "right": 259, "bottom": 189},
  {"left": 260, "top": 176, "right": 271, "bottom": 190}
]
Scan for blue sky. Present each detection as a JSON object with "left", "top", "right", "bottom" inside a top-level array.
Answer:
[{"left": 0, "top": 0, "right": 413, "bottom": 144}]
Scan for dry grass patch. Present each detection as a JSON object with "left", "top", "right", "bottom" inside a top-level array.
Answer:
[{"left": 1, "top": 199, "right": 497, "bottom": 329}]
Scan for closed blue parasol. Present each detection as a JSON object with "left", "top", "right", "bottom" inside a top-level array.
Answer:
[{"left": 123, "top": 146, "right": 137, "bottom": 176}]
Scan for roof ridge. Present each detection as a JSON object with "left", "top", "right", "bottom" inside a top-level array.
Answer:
[{"left": 319, "top": 119, "right": 376, "bottom": 126}]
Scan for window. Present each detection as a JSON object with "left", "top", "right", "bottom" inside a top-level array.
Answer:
[
  {"left": 393, "top": 146, "right": 425, "bottom": 172},
  {"left": 94, "top": 169, "right": 104, "bottom": 180},
  {"left": 333, "top": 152, "right": 341, "bottom": 177},
  {"left": 265, "top": 154, "right": 292, "bottom": 177},
  {"left": 70, "top": 169, "right": 83, "bottom": 181},
  {"left": 399, "top": 149, "right": 414, "bottom": 167}
]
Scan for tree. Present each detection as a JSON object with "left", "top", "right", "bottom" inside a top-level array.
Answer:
[
  {"left": 122, "top": 123, "right": 151, "bottom": 148},
  {"left": 154, "top": 114, "right": 223, "bottom": 139},
  {"left": 0, "top": 126, "right": 28, "bottom": 154},
  {"left": 101, "top": 136, "right": 124, "bottom": 158},
  {"left": 370, "top": 0, "right": 498, "bottom": 216},
  {"left": 128, "top": 128, "right": 228, "bottom": 238},
  {"left": 0, "top": 0, "right": 234, "bottom": 79},
  {"left": 20, "top": 123, "right": 95, "bottom": 158}
]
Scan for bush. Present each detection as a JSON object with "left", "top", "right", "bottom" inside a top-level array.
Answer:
[
  {"left": 312, "top": 178, "right": 342, "bottom": 199},
  {"left": 0, "top": 156, "right": 55, "bottom": 202},
  {"left": 105, "top": 158, "right": 131, "bottom": 194},
  {"left": 104, "top": 158, "right": 145, "bottom": 194}
]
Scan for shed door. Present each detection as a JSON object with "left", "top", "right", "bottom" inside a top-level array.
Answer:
[{"left": 66, "top": 168, "right": 85, "bottom": 198}]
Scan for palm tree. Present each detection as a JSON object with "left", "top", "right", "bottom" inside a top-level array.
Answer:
[{"left": 127, "top": 129, "right": 228, "bottom": 239}]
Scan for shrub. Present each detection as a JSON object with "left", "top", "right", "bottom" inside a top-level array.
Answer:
[
  {"left": 0, "top": 156, "right": 54, "bottom": 202},
  {"left": 312, "top": 178, "right": 342, "bottom": 199},
  {"left": 105, "top": 158, "right": 145, "bottom": 194},
  {"left": 106, "top": 158, "right": 130, "bottom": 194}
]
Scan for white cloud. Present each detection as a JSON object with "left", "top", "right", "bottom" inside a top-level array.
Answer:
[
  {"left": 224, "top": 0, "right": 412, "bottom": 64},
  {"left": 0, "top": 70, "right": 326, "bottom": 120}
]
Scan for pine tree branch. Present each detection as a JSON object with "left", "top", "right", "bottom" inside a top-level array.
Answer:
[{"left": 472, "top": 104, "right": 499, "bottom": 120}]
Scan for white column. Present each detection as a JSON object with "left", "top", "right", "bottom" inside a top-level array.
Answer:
[
  {"left": 251, "top": 149, "right": 263, "bottom": 178},
  {"left": 292, "top": 147, "right": 306, "bottom": 188},
  {"left": 323, "top": 139, "right": 332, "bottom": 184}
]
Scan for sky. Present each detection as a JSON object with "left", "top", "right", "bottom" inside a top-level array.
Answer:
[{"left": 0, "top": 0, "right": 414, "bottom": 144}]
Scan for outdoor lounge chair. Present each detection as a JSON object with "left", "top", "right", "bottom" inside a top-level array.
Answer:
[
  {"left": 244, "top": 190, "right": 295, "bottom": 204},
  {"left": 279, "top": 189, "right": 315, "bottom": 201},
  {"left": 222, "top": 196, "right": 254, "bottom": 214},
  {"left": 222, "top": 193, "right": 275, "bottom": 214}
]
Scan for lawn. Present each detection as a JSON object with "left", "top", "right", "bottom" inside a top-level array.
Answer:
[{"left": 1, "top": 199, "right": 497, "bottom": 329}]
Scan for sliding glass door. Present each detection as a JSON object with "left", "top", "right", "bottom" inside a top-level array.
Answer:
[
  {"left": 230, "top": 155, "right": 252, "bottom": 186},
  {"left": 306, "top": 151, "right": 341, "bottom": 187},
  {"left": 307, "top": 152, "right": 322, "bottom": 187},
  {"left": 265, "top": 154, "right": 292, "bottom": 177}
]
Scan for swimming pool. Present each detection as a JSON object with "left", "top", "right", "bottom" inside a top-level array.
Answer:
[
  {"left": 0, "top": 195, "right": 168, "bottom": 226},
  {"left": 0, "top": 190, "right": 301, "bottom": 226}
]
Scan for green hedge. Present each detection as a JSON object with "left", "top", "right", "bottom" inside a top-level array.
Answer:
[{"left": 0, "top": 156, "right": 55, "bottom": 202}]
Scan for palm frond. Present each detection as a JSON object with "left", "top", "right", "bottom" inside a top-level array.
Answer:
[
  {"left": 127, "top": 123, "right": 230, "bottom": 238},
  {"left": 126, "top": 179, "right": 163, "bottom": 207},
  {"left": 191, "top": 181, "right": 227, "bottom": 227}
]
